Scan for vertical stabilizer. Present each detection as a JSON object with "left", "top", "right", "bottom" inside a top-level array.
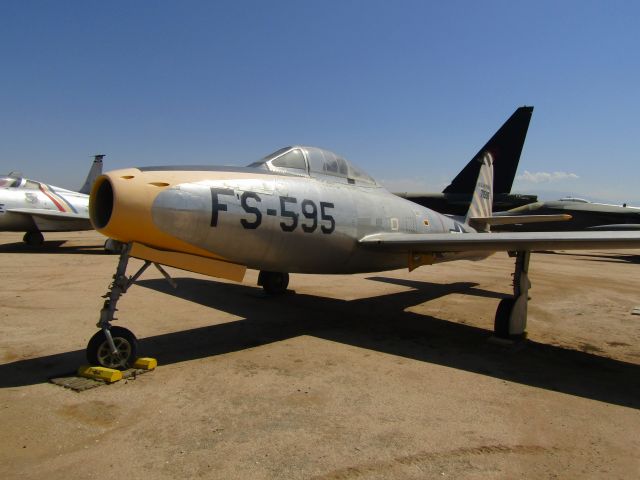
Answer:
[
  {"left": 79, "top": 155, "right": 104, "bottom": 194},
  {"left": 443, "top": 106, "right": 532, "bottom": 195},
  {"left": 465, "top": 153, "right": 494, "bottom": 231}
]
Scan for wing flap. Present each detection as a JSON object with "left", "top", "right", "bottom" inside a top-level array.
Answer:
[
  {"left": 359, "top": 231, "right": 640, "bottom": 253},
  {"left": 470, "top": 214, "right": 571, "bottom": 227}
]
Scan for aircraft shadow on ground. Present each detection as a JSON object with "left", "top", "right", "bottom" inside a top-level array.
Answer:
[
  {"left": 1, "top": 276, "right": 638, "bottom": 410},
  {"left": 0, "top": 241, "right": 108, "bottom": 255}
]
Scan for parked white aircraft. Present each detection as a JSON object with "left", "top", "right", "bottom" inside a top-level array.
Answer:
[{"left": 0, "top": 155, "right": 103, "bottom": 245}]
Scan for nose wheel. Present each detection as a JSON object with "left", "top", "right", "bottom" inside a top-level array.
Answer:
[{"left": 87, "top": 326, "right": 138, "bottom": 369}]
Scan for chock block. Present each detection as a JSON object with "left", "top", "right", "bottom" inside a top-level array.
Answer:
[
  {"left": 133, "top": 357, "right": 158, "bottom": 370},
  {"left": 78, "top": 365, "right": 123, "bottom": 383}
]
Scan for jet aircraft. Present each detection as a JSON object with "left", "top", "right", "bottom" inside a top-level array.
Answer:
[
  {"left": 395, "top": 106, "right": 537, "bottom": 215},
  {"left": 0, "top": 155, "right": 103, "bottom": 245},
  {"left": 84, "top": 145, "right": 640, "bottom": 369},
  {"left": 493, "top": 197, "right": 640, "bottom": 231}
]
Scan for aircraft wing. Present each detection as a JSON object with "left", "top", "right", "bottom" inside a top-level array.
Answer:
[
  {"left": 8, "top": 208, "right": 88, "bottom": 220},
  {"left": 358, "top": 231, "right": 640, "bottom": 253},
  {"left": 7, "top": 208, "right": 90, "bottom": 230},
  {"left": 587, "top": 224, "right": 640, "bottom": 231}
]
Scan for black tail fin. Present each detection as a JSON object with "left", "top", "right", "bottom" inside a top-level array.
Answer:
[{"left": 443, "top": 106, "right": 533, "bottom": 195}]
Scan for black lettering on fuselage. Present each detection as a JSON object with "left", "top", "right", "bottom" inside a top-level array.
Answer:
[
  {"left": 279, "top": 196, "right": 299, "bottom": 232},
  {"left": 210, "top": 187, "right": 234, "bottom": 227},
  {"left": 300, "top": 199, "right": 318, "bottom": 233},
  {"left": 240, "top": 191, "right": 262, "bottom": 229},
  {"left": 209, "top": 188, "right": 337, "bottom": 235},
  {"left": 320, "top": 202, "right": 335, "bottom": 234}
]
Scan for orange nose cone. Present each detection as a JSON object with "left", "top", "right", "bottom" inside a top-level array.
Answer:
[
  {"left": 89, "top": 168, "right": 221, "bottom": 259},
  {"left": 90, "top": 169, "right": 160, "bottom": 243}
]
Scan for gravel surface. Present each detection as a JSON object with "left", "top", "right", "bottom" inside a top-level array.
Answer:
[{"left": 1, "top": 230, "right": 639, "bottom": 479}]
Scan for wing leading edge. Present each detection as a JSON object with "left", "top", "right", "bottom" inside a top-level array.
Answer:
[{"left": 358, "top": 231, "right": 640, "bottom": 253}]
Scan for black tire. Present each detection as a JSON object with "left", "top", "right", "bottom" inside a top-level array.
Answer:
[
  {"left": 494, "top": 298, "right": 515, "bottom": 338},
  {"left": 23, "top": 231, "right": 44, "bottom": 247},
  {"left": 103, "top": 238, "right": 121, "bottom": 254},
  {"left": 258, "top": 271, "right": 289, "bottom": 295},
  {"left": 86, "top": 326, "right": 138, "bottom": 369}
]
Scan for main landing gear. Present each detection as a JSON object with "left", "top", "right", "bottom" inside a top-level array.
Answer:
[
  {"left": 494, "top": 250, "right": 531, "bottom": 340},
  {"left": 87, "top": 242, "right": 176, "bottom": 369},
  {"left": 23, "top": 231, "right": 44, "bottom": 247},
  {"left": 258, "top": 271, "right": 289, "bottom": 295}
]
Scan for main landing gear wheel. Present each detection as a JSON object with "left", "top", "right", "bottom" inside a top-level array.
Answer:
[
  {"left": 258, "top": 271, "right": 289, "bottom": 295},
  {"left": 23, "top": 231, "right": 44, "bottom": 247},
  {"left": 103, "top": 238, "right": 123, "bottom": 254},
  {"left": 86, "top": 326, "right": 138, "bottom": 369},
  {"left": 494, "top": 298, "right": 515, "bottom": 339}
]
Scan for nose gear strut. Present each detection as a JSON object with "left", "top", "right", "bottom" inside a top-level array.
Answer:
[{"left": 86, "top": 242, "right": 177, "bottom": 368}]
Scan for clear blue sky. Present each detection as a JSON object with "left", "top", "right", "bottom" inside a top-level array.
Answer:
[{"left": 1, "top": 1, "right": 638, "bottom": 203}]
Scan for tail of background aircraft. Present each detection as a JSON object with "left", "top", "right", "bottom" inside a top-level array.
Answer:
[
  {"left": 443, "top": 106, "right": 533, "bottom": 195},
  {"left": 465, "top": 154, "right": 494, "bottom": 231},
  {"left": 465, "top": 152, "right": 572, "bottom": 230},
  {"left": 79, "top": 155, "right": 105, "bottom": 194}
]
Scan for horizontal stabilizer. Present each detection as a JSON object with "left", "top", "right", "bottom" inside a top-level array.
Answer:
[
  {"left": 359, "top": 231, "right": 640, "bottom": 253},
  {"left": 470, "top": 214, "right": 571, "bottom": 227}
]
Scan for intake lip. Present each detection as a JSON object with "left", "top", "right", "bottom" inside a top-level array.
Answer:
[{"left": 90, "top": 176, "right": 114, "bottom": 230}]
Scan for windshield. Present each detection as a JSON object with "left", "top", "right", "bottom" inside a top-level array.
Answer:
[
  {"left": 247, "top": 147, "right": 291, "bottom": 168},
  {"left": 247, "top": 146, "right": 377, "bottom": 185},
  {"left": 0, "top": 176, "right": 25, "bottom": 188}
]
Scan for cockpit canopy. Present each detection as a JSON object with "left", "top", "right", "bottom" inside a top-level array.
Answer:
[
  {"left": 248, "top": 146, "right": 377, "bottom": 186},
  {"left": 0, "top": 174, "right": 39, "bottom": 189}
]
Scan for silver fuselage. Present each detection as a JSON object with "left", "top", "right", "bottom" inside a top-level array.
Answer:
[{"left": 148, "top": 172, "right": 485, "bottom": 273}]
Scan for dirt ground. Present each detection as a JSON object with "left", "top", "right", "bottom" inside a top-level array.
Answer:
[{"left": 0, "top": 230, "right": 638, "bottom": 479}]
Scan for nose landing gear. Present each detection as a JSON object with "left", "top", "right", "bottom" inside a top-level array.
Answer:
[{"left": 87, "top": 242, "right": 176, "bottom": 369}]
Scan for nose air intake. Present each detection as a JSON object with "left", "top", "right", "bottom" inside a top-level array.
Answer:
[{"left": 90, "top": 176, "right": 114, "bottom": 229}]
